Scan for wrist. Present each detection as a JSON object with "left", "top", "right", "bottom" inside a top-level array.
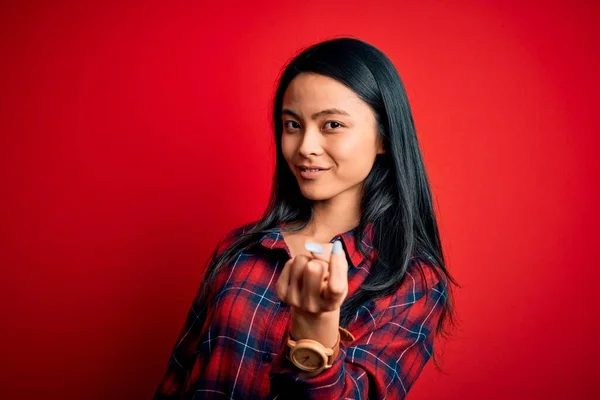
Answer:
[
  {"left": 290, "top": 308, "right": 340, "bottom": 348},
  {"left": 286, "top": 330, "right": 341, "bottom": 376}
]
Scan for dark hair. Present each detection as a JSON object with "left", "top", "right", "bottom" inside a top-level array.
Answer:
[{"left": 199, "top": 36, "right": 460, "bottom": 371}]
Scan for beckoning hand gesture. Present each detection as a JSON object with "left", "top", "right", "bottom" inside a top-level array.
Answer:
[{"left": 276, "top": 240, "right": 348, "bottom": 315}]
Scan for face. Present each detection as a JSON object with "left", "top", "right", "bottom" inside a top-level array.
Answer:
[{"left": 281, "top": 73, "right": 385, "bottom": 202}]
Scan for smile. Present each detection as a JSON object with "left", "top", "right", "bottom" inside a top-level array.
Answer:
[{"left": 296, "top": 166, "right": 330, "bottom": 180}]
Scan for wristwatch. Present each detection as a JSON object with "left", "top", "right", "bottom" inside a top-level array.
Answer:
[{"left": 286, "top": 327, "right": 354, "bottom": 375}]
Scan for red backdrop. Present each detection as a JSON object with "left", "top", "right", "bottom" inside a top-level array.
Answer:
[{"left": 1, "top": 1, "right": 598, "bottom": 399}]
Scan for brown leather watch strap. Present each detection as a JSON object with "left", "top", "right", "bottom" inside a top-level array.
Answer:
[
  {"left": 339, "top": 326, "right": 355, "bottom": 342},
  {"left": 286, "top": 326, "right": 354, "bottom": 373},
  {"left": 328, "top": 330, "right": 341, "bottom": 365}
]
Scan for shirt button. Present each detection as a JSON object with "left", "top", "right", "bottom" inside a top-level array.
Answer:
[{"left": 262, "top": 353, "right": 273, "bottom": 363}]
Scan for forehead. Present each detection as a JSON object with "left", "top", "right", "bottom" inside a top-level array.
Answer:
[{"left": 282, "top": 73, "right": 363, "bottom": 111}]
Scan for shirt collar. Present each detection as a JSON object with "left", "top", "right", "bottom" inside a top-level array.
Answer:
[{"left": 258, "top": 221, "right": 375, "bottom": 268}]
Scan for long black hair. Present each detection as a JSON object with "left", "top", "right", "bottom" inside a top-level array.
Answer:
[{"left": 198, "top": 36, "right": 459, "bottom": 371}]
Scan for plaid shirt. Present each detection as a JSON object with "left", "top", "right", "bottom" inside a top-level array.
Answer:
[{"left": 154, "top": 222, "right": 447, "bottom": 399}]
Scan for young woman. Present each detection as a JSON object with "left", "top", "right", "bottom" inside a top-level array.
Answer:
[{"left": 154, "top": 37, "right": 458, "bottom": 400}]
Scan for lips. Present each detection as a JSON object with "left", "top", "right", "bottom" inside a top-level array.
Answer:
[
  {"left": 299, "top": 167, "right": 325, "bottom": 172},
  {"left": 296, "top": 166, "right": 330, "bottom": 180},
  {"left": 296, "top": 165, "right": 330, "bottom": 171}
]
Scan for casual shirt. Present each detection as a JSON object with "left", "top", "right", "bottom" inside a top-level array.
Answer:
[{"left": 154, "top": 221, "right": 447, "bottom": 399}]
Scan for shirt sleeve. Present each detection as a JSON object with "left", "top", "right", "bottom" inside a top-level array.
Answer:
[
  {"left": 153, "top": 227, "right": 243, "bottom": 399},
  {"left": 268, "top": 271, "right": 448, "bottom": 400}
]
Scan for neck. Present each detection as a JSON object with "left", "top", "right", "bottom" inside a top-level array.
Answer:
[{"left": 303, "top": 186, "right": 362, "bottom": 239}]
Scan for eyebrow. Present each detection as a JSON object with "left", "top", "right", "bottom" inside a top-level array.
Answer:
[{"left": 281, "top": 108, "right": 350, "bottom": 120}]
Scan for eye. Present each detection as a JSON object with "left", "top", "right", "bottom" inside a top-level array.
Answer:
[
  {"left": 324, "top": 121, "right": 343, "bottom": 130},
  {"left": 283, "top": 120, "right": 301, "bottom": 131}
]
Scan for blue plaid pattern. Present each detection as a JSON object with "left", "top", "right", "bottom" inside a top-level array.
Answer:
[{"left": 154, "top": 222, "right": 447, "bottom": 399}]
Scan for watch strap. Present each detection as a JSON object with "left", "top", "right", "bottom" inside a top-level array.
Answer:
[
  {"left": 287, "top": 327, "right": 348, "bottom": 372},
  {"left": 338, "top": 326, "right": 355, "bottom": 342}
]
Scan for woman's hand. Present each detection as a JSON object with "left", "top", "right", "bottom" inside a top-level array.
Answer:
[
  {"left": 276, "top": 240, "right": 348, "bottom": 347},
  {"left": 276, "top": 239, "right": 348, "bottom": 314}
]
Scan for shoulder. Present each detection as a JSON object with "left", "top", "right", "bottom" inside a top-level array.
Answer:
[
  {"left": 213, "top": 221, "right": 257, "bottom": 258},
  {"left": 406, "top": 257, "right": 448, "bottom": 295},
  {"left": 204, "top": 223, "right": 257, "bottom": 296},
  {"left": 378, "top": 258, "right": 448, "bottom": 314},
  {"left": 389, "top": 257, "right": 449, "bottom": 319}
]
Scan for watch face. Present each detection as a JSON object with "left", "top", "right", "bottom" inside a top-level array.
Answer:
[{"left": 291, "top": 348, "right": 324, "bottom": 370}]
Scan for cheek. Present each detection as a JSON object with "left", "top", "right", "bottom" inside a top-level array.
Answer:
[
  {"left": 281, "top": 136, "right": 295, "bottom": 161},
  {"left": 333, "top": 139, "right": 376, "bottom": 177},
  {"left": 334, "top": 136, "right": 372, "bottom": 161}
]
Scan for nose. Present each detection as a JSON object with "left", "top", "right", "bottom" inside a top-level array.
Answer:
[{"left": 297, "top": 126, "right": 323, "bottom": 157}]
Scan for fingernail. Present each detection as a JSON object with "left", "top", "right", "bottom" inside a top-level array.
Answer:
[
  {"left": 305, "top": 241, "right": 323, "bottom": 254},
  {"left": 332, "top": 240, "right": 343, "bottom": 254}
]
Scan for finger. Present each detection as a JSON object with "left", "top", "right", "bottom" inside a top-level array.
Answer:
[
  {"left": 276, "top": 257, "right": 295, "bottom": 302},
  {"left": 304, "top": 241, "right": 334, "bottom": 263},
  {"left": 301, "top": 259, "right": 327, "bottom": 313},
  {"left": 327, "top": 239, "right": 349, "bottom": 300},
  {"left": 287, "top": 255, "right": 309, "bottom": 307},
  {"left": 303, "top": 241, "right": 333, "bottom": 287}
]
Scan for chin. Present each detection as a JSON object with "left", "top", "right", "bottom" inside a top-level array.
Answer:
[{"left": 298, "top": 187, "right": 333, "bottom": 201}]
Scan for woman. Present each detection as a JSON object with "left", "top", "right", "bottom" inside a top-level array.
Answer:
[{"left": 154, "top": 37, "right": 458, "bottom": 399}]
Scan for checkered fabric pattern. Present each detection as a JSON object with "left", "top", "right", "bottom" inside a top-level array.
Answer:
[{"left": 154, "top": 222, "right": 447, "bottom": 399}]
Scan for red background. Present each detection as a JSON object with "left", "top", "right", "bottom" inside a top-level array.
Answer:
[{"left": 1, "top": 1, "right": 598, "bottom": 399}]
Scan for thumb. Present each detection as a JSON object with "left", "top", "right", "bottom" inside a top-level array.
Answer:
[{"left": 328, "top": 239, "right": 349, "bottom": 294}]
